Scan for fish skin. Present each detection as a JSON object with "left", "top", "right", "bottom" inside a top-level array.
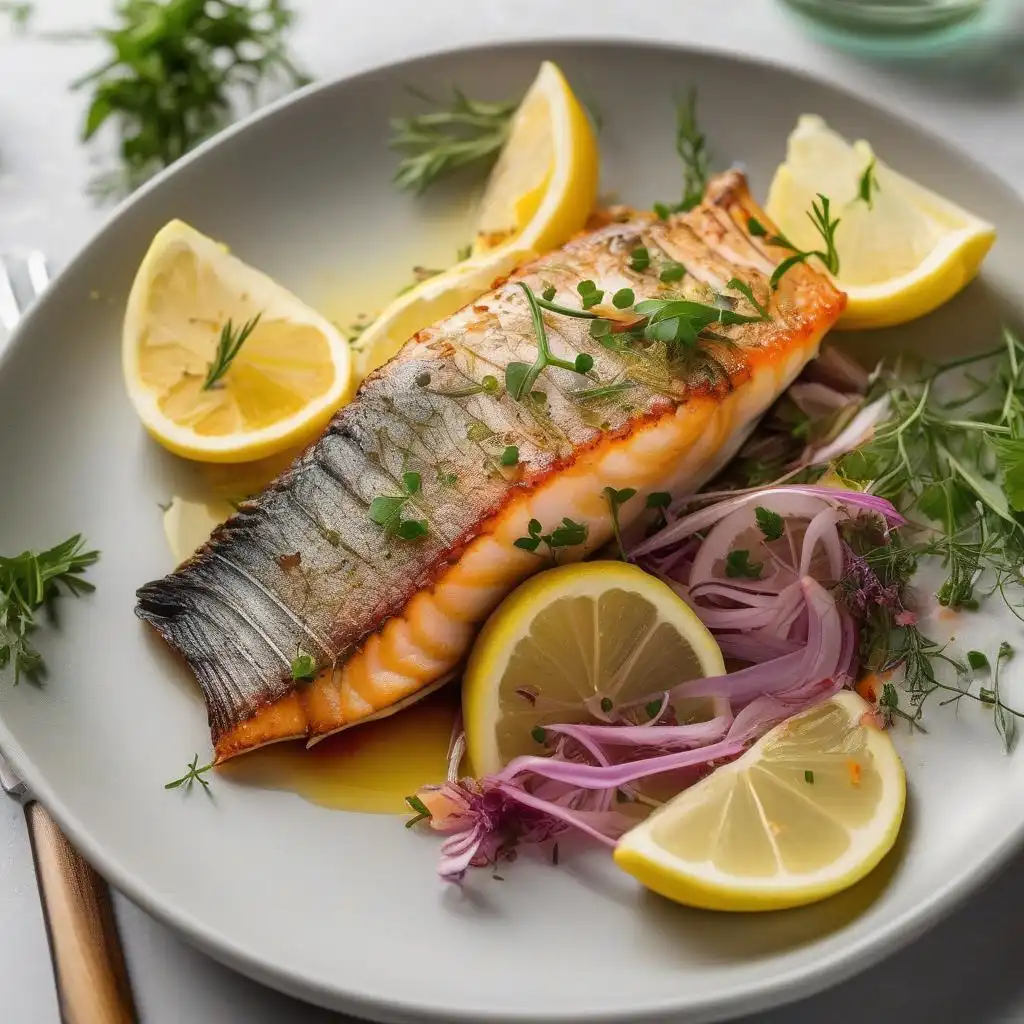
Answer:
[{"left": 136, "top": 171, "right": 846, "bottom": 762}]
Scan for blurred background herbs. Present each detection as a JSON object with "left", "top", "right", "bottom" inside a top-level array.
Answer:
[{"left": 72, "top": 0, "right": 309, "bottom": 198}]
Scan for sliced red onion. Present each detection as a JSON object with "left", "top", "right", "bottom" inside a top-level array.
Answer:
[
  {"left": 631, "top": 485, "right": 903, "bottom": 558},
  {"left": 807, "top": 396, "right": 892, "bottom": 466}
]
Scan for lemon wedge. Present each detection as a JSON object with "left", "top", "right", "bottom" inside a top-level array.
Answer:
[
  {"left": 462, "top": 561, "right": 725, "bottom": 778},
  {"left": 355, "top": 61, "right": 598, "bottom": 378},
  {"left": 766, "top": 114, "right": 995, "bottom": 330},
  {"left": 614, "top": 691, "right": 906, "bottom": 912},
  {"left": 123, "top": 220, "right": 352, "bottom": 462}
]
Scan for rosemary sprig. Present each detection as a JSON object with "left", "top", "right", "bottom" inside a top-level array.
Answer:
[
  {"left": 74, "top": 0, "right": 309, "bottom": 197},
  {"left": 0, "top": 535, "right": 99, "bottom": 685},
  {"left": 389, "top": 87, "right": 518, "bottom": 193},
  {"left": 203, "top": 313, "right": 262, "bottom": 390},
  {"left": 165, "top": 754, "right": 213, "bottom": 792}
]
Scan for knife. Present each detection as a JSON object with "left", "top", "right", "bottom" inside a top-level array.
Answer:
[{"left": 0, "top": 751, "right": 137, "bottom": 1023}]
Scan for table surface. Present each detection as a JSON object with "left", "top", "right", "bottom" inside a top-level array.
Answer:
[{"left": 3, "top": 0, "right": 1024, "bottom": 1021}]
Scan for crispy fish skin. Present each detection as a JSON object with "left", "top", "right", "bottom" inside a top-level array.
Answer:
[{"left": 136, "top": 172, "right": 846, "bottom": 762}]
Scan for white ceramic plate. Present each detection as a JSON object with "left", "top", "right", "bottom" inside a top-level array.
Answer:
[{"left": 1, "top": 42, "right": 1023, "bottom": 1024}]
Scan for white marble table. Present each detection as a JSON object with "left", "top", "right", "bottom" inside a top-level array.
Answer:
[{"left": 3, "top": 1, "right": 1024, "bottom": 1020}]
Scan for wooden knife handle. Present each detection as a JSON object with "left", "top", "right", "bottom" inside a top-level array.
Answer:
[{"left": 25, "top": 801, "right": 136, "bottom": 1024}]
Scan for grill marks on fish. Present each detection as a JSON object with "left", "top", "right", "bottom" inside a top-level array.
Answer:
[{"left": 136, "top": 171, "right": 846, "bottom": 761}]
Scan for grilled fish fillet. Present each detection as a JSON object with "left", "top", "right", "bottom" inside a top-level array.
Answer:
[{"left": 137, "top": 171, "right": 846, "bottom": 762}]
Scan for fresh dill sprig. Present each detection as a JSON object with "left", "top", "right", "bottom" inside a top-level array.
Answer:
[
  {"left": 837, "top": 329, "right": 1024, "bottom": 746},
  {"left": 203, "top": 313, "right": 262, "bottom": 390},
  {"left": 73, "top": 0, "right": 309, "bottom": 198},
  {"left": 654, "top": 88, "right": 710, "bottom": 217},
  {"left": 0, "top": 535, "right": 99, "bottom": 685},
  {"left": 165, "top": 754, "right": 213, "bottom": 792},
  {"left": 768, "top": 194, "right": 841, "bottom": 289},
  {"left": 389, "top": 87, "right": 518, "bottom": 194}
]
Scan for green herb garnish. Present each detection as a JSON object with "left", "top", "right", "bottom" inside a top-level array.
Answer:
[
  {"left": 405, "top": 794, "right": 432, "bottom": 827},
  {"left": 726, "top": 277, "right": 771, "bottom": 322},
  {"left": 75, "top": 0, "right": 309, "bottom": 196},
  {"left": 612, "top": 288, "right": 635, "bottom": 309},
  {"left": 629, "top": 247, "right": 651, "bottom": 272},
  {"left": 531, "top": 725, "right": 546, "bottom": 744},
  {"left": 768, "top": 194, "right": 841, "bottom": 289},
  {"left": 755, "top": 505, "right": 784, "bottom": 541},
  {"left": 577, "top": 280, "right": 604, "bottom": 309},
  {"left": 725, "top": 549, "right": 762, "bottom": 579},
  {"left": 165, "top": 754, "right": 213, "bottom": 792},
  {"left": 646, "top": 491, "right": 671, "bottom": 532},
  {"left": 0, "top": 535, "right": 98, "bottom": 685},
  {"left": 804, "top": 770, "right": 814, "bottom": 784},
  {"left": 389, "top": 86, "right": 517, "bottom": 193},
  {"left": 500, "top": 445, "right": 520, "bottom": 467},
  {"left": 514, "top": 517, "right": 589, "bottom": 562},
  {"left": 657, "top": 88, "right": 709, "bottom": 216},
  {"left": 202, "top": 313, "right": 262, "bottom": 390},
  {"left": 367, "top": 472, "right": 429, "bottom": 540},
  {"left": 600, "top": 696, "right": 613, "bottom": 713},
  {"left": 967, "top": 650, "right": 990, "bottom": 672},
  {"left": 994, "top": 642, "right": 1017, "bottom": 753},
  {"left": 858, "top": 158, "right": 880, "bottom": 209},
  {"left": 659, "top": 261, "right": 686, "bottom": 284},
  {"left": 747, "top": 216, "right": 768, "bottom": 237},
  {"left": 505, "top": 283, "right": 593, "bottom": 400},
  {"left": 291, "top": 653, "right": 317, "bottom": 681},
  {"left": 604, "top": 486, "right": 637, "bottom": 560},
  {"left": 645, "top": 699, "right": 663, "bottom": 720}
]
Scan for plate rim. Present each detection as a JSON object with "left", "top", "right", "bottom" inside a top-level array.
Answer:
[{"left": 1, "top": 35, "right": 1022, "bottom": 1024}]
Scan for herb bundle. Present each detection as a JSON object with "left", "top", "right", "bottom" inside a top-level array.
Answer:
[
  {"left": 74, "top": 0, "right": 309, "bottom": 197},
  {"left": 0, "top": 535, "right": 99, "bottom": 685}
]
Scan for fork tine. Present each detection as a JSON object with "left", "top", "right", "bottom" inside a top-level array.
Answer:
[
  {"left": 26, "top": 251, "right": 50, "bottom": 298},
  {"left": 0, "top": 258, "right": 19, "bottom": 330}
]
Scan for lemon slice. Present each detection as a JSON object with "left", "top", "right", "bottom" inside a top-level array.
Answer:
[
  {"left": 123, "top": 220, "right": 352, "bottom": 462},
  {"left": 356, "top": 61, "right": 598, "bottom": 378},
  {"left": 462, "top": 561, "right": 725, "bottom": 778},
  {"left": 766, "top": 114, "right": 995, "bottom": 330},
  {"left": 614, "top": 691, "right": 906, "bottom": 912}
]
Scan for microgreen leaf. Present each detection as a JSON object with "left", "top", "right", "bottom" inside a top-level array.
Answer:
[
  {"left": 755, "top": 505, "right": 784, "bottom": 541},
  {"left": 612, "top": 287, "right": 635, "bottom": 309},
  {"left": 368, "top": 496, "right": 406, "bottom": 526},
  {"left": 600, "top": 696, "right": 613, "bottom": 713},
  {"left": 402, "top": 472, "right": 422, "bottom": 495},
  {"left": 500, "top": 445, "right": 520, "bottom": 467},
  {"left": 725, "top": 549, "right": 762, "bottom": 579},
  {"left": 604, "top": 486, "right": 638, "bottom": 560},
  {"left": 804, "top": 769, "right": 815, "bottom": 784},
  {"left": 291, "top": 653, "right": 317, "bottom": 681},
  {"left": 394, "top": 519, "right": 429, "bottom": 541},
  {"left": 659, "top": 261, "right": 686, "bottom": 284},
  {"left": 747, "top": 216, "right": 768, "bottom": 237},
  {"left": 629, "top": 247, "right": 650, "bottom": 272},
  {"left": 967, "top": 650, "right": 990, "bottom": 672}
]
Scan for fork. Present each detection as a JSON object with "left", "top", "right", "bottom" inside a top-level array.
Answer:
[{"left": 0, "top": 253, "right": 137, "bottom": 1024}]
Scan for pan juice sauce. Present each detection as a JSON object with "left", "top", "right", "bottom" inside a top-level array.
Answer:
[{"left": 222, "top": 687, "right": 459, "bottom": 814}]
